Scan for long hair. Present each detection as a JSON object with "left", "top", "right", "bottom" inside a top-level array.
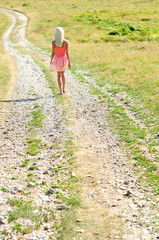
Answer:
[{"left": 54, "top": 27, "right": 64, "bottom": 47}]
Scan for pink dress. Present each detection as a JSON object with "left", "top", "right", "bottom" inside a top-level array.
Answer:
[{"left": 50, "top": 46, "right": 68, "bottom": 72}]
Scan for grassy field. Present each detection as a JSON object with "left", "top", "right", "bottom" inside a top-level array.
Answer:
[
  {"left": 0, "top": 0, "right": 158, "bottom": 115},
  {"left": 0, "top": 13, "right": 11, "bottom": 103}
]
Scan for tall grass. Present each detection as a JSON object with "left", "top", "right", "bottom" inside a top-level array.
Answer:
[{"left": 70, "top": 41, "right": 159, "bottom": 113}]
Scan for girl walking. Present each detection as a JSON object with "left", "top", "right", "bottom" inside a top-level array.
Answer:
[{"left": 50, "top": 27, "right": 71, "bottom": 95}]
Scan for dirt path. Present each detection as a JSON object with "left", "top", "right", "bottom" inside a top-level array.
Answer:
[{"left": 0, "top": 8, "right": 158, "bottom": 240}]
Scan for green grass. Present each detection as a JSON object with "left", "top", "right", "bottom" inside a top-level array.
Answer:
[
  {"left": 0, "top": 187, "right": 8, "bottom": 192},
  {"left": 27, "top": 176, "right": 36, "bottom": 182},
  {"left": 28, "top": 104, "right": 45, "bottom": 128},
  {"left": 20, "top": 158, "right": 31, "bottom": 167},
  {"left": 26, "top": 145, "right": 40, "bottom": 155},
  {"left": 8, "top": 202, "right": 37, "bottom": 223},
  {"left": 71, "top": 43, "right": 159, "bottom": 116},
  {"left": 12, "top": 222, "right": 22, "bottom": 231},
  {"left": 7, "top": 199, "right": 55, "bottom": 233},
  {"left": 8, "top": 198, "right": 23, "bottom": 206},
  {"left": 71, "top": 72, "right": 158, "bottom": 194},
  {"left": 28, "top": 165, "right": 37, "bottom": 170},
  {"left": 26, "top": 138, "right": 46, "bottom": 155},
  {"left": 1, "top": 229, "right": 9, "bottom": 236},
  {"left": 0, "top": 13, "right": 11, "bottom": 103},
  {"left": 76, "top": 10, "right": 159, "bottom": 42},
  {"left": 20, "top": 163, "right": 27, "bottom": 167},
  {"left": 54, "top": 209, "right": 80, "bottom": 239},
  {"left": 27, "top": 104, "right": 46, "bottom": 155},
  {"left": 47, "top": 136, "right": 82, "bottom": 238},
  {"left": 134, "top": 154, "right": 151, "bottom": 167}
]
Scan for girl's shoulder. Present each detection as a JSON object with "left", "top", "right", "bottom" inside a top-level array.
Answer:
[
  {"left": 52, "top": 40, "right": 56, "bottom": 46},
  {"left": 63, "top": 39, "right": 69, "bottom": 46}
]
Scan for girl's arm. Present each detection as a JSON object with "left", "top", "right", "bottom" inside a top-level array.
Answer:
[
  {"left": 66, "top": 41, "right": 71, "bottom": 69},
  {"left": 50, "top": 41, "right": 55, "bottom": 65}
]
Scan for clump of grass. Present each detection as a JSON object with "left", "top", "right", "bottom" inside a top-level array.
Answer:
[
  {"left": 22, "top": 226, "right": 35, "bottom": 234},
  {"left": 20, "top": 158, "right": 31, "bottom": 167},
  {"left": 27, "top": 173, "right": 36, "bottom": 177},
  {"left": 27, "top": 138, "right": 42, "bottom": 144},
  {"left": 8, "top": 202, "right": 36, "bottom": 223},
  {"left": 12, "top": 222, "right": 22, "bottom": 231},
  {"left": 26, "top": 145, "right": 40, "bottom": 155},
  {"left": 66, "top": 196, "right": 81, "bottom": 207},
  {"left": 50, "top": 143, "right": 58, "bottom": 149},
  {"left": 10, "top": 177, "right": 18, "bottom": 180},
  {"left": 1, "top": 229, "right": 9, "bottom": 236},
  {"left": 12, "top": 221, "right": 38, "bottom": 234},
  {"left": 20, "top": 163, "right": 27, "bottom": 167},
  {"left": 0, "top": 187, "right": 8, "bottom": 192},
  {"left": 28, "top": 165, "right": 37, "bottom": 170},
  {"left": 26, "top": 138, "right": 46, "bottom": 156},
  {"left": 64, "top": 139, "right": 74, "bottom": 157},
  {"left": 8, "top": 198, "right": 23, "bottom": 206},
  {"left": 134, "top": 154, "right": 151, "bottom": 167},
  {"left": 26, "top": 103, "right": 46, "bottom": 157},
  {"left": 77, "top": 11, "right": 159, "bottom": 42},
  {"left": 28, "top": 104, "right": 45, "bottom": 128},
  {"left": 27, "top": 177, "right": 36, "bottom": 182},
  {"left": 7, "top": 199, "right": 56, "bottom": 233}
]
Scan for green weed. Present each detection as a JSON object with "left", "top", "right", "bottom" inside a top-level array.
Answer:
[
  {"left": 10, "top": 177, "right": 19, "bottom": 180},
  {"left": 26, "top": 145, "right": 40, "bottom": 155},
  {"left": 134, "top": 154, "right": 151, "bottom": 167},
  {"left": 28, "top": 104, "right": 45, "bottom": 128},
  {"left": 12, "top": 222, "right": 22, "bottom": 231},
  {"left": 20, "top": 158, "right": 31, "bottom": 167},
  {"left": 1, "top": 229, "right": 9, "bottom": 236},
  {"left": 28, "top": 165, "right": 37, "bottom": 170},
  {"left": 20, "top": 163, "right": 27, "bottom": 167},
  {"left": 0, "top": 188, "right": 8, "bottom": 192},
  {"left": 7, "top": 199, "right": 55, "bottom": 233},
  {"left": 26, "top": 138, "right": 45, "bottom": 155},
  {"left": 27, "top": 177, "right": 36, "bottom": 182},
  {"left": 66, "top": 196, "right": 81, "bottom": 206},
  {"left": 77, "top": 11, "right": 159, "bottom": 42}
]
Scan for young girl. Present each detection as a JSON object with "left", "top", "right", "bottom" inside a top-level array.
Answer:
[{"left": 50, "top": 27, "right": 71, "bottom": 95}]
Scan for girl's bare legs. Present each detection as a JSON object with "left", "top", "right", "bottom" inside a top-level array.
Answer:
[
  {"left": 57, "top": 72, "right": 63, "bottom": 94},
  {"left": 61, "top": 72, "right": 65, "bottom": 93}
]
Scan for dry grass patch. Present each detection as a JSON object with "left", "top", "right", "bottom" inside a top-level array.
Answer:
[
  {"left": 0, "top": 13, "right": 15, "bottom": 110},
  {"left": 0, "top": 13, "right": 10, "bottom": 100}
]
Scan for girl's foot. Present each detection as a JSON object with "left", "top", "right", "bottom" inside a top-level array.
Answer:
[
  {"left": 63, "top": 90, "right": 65, "bottom": 93},
  {"left": 60, "top": 91, "right": 63, "bottom": 95}
]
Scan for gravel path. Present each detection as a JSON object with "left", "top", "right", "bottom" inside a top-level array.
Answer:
[
  {"left": 0, "top": 8, "right": 158, "bottom": 240},
  {"left": 0, "top": 8, "right": 67, "bottom": 240}
]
